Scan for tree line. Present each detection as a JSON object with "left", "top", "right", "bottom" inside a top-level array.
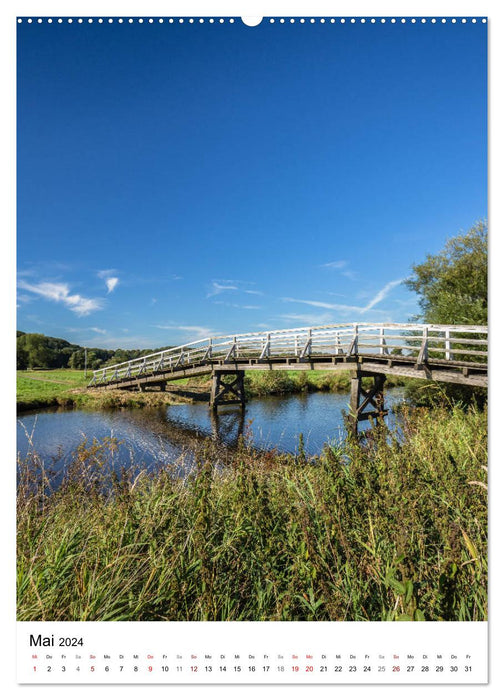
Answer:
[{"left": 16, "top": 332, "right": 171, "bottom": 371}]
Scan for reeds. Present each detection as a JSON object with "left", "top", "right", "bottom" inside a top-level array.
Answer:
[{"left": 17, "top": 402, "right": 487, "bottom": 621}]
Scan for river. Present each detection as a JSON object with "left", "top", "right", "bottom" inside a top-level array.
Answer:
[{"left": 17, "top": 389, "right": 406, "bottom": 477}]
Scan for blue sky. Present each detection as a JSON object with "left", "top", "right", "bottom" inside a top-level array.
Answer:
[{"left": 17, "top": 17, "right": 487, "bottom": 349}]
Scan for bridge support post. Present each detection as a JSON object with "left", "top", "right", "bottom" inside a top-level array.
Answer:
[
  {"left": 210, "top": 370, "right": 246, "bottom": 411},
  {"left": 348, "top": 370, "right": 388, "bottom": 434}
]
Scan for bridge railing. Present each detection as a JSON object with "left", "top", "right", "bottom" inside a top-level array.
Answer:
[{"left": 88, "top": 323, "right": 488, "bottom": 386}]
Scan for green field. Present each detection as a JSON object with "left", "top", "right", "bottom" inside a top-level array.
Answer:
[
  {"left": 16, "top": 369, "right": 205, "bottom": 411},
  {"left": 17, "top": 370, "right": 90, "bottom": 410}
]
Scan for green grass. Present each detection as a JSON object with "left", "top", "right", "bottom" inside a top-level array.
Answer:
[
  {"left": 17, "top": 368, "right": 405, "bottom": 412},
  {"left": 17, "top": 402, "right": 487, "bottom": 622},
  {"left": 16, "top": 369, "right": 184, "bottom": 411},
  {"left": 17, "top": 370, "right": 90, "bottom": 410}
]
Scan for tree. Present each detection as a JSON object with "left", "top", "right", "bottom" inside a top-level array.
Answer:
[
  {"left": 405, "top": 220, "right": 487, "bottom": 325},
  {"left": 68, "top": 350, "right": 86, "bottom": 370},
  {"left": 17, "top": 333, "right": 56, "bottom": 369},
  {"left": 404, "top": 220, "right": 487, "bottom": 408}
]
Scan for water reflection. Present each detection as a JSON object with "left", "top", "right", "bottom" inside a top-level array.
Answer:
[
  {"left": 17, "top": 389, "right": 406, "bottom": 476},
  {"left": 210, "top": 409, "right": 246, "bottom": 445}
]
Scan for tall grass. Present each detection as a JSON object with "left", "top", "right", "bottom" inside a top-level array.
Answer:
[
  {"left": 244, "top": 369, "right": 404, "bottom": 397},
  {"left": 17, "top": 403, "right": 487, "bottom": 622}
]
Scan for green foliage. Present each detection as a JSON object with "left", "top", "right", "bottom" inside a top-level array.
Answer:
[
  {"left": 16, "top": 331, "right": 174, "bottom": 371},
  {"left": 17, "top": 333, "right": 61, "bottom": 369},
  {"left": 404, "top": 221, "right": 487, "bottom": 407},
  {"left": 405, "top": 220, "right": 487, "bottom": 325},
  {"left": 17, "top": 404, "right": 487, "bottom": 622},
  {"left": 244, "top": 370, "right": 404, "bottom": 398},
  {"left": 404, "top": 381, "right": 487, "bottom": 410}
]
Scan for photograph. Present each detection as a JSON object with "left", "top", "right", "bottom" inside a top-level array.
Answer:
[{"left": 16, "top": 14, "right": 487, "bottom": 630}]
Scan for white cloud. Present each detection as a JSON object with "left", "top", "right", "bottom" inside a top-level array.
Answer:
[
  {"left": 213, "top": 301, "right": 261, "bottom": 310},
  {"left": 282, "top": 297, "right": 364, "bottom": 314},
  {"left": 360, "top": 279, "right": 404, "bottom": 312},
  {"left": 206, "top": 281, "right": 238, "bottom": 298},
  {"left": 320, "top": 260, "right": 347, "bottom": 269},
  {"left": 155, "top": 324, "right": 215, "bottom": 340},
  {"left": 206, "top": 280, "right": 263, "bottom": 298},
  {"left": 67, "top": 326, "right": 107, "bottom": 335},
  {"left": 80, "top": 335, "right": 154, "bottom": 350},
  {"left": 97, "top": 269, "right": 119, "bottom": 293},
  {"left": 18, "top": 280, "right": 103, "bottom": 316},
  {"left": 278, "top": 312, "right": 335, "bottom": 326},
  {"left": 105, "top": 277, "right": 119, "bottom": 294},
  {"left": 320, "top": 259, "right": 357, "bottom": 280},
  {"left": 282, "top": 279, "right": 404, "bottom": 317}
]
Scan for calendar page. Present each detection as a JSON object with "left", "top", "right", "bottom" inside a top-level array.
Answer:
[{"left": 12, "top": 0, "right": 492, "bottom": 692}]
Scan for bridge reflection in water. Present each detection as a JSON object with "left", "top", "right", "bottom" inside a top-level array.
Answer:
[
  {"left": 89, "top": 323, "right": 487, "bottom": 433},
  {"left": 210, "top": 409, "right": 246, "bottom": 445}
]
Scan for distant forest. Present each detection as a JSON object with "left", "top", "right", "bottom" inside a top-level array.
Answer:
[{"left": 16, "top": 331, "right": 171, "bottom": 371}]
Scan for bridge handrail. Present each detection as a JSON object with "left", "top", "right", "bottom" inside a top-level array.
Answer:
[{"left": 88, "top": 322, "right": 488, "bottom": 386}]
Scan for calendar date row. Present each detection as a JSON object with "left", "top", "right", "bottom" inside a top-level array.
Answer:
[{"left": 32, "top": 663, "right": 474, "bottom": 674}]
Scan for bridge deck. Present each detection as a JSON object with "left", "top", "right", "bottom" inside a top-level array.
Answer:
[{"left": 88, "top": 323, "right": 488, "bottom": 391}]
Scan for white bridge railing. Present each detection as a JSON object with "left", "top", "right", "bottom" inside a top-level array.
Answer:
[{"left": 88, "top": 322, "right": 488, "bottom": 386}]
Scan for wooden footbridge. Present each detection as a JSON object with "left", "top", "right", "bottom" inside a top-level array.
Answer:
[{"left": 88, "top": 323, "right": 487, "bottom": 431}]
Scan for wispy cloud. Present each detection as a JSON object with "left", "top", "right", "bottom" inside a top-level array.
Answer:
[
  {"left": 360, "top": 279, "right": 404, "bottom": 312},
  {"left": 98, "top": 269, "right": 119, "bottom": 294},
  {"left": 80, "top": 335, "right": 155, "bottom": 350},
  {"left": 282, "top": 279, "right": 404, "bottom": 316},
  {"left": 277, "top": 312, "right": 336, "bottom": 326},
  {"left": 206, "top": 282, "right": 239, "bottom": 298},
  {"left": 68, "top": 326, "right": 107, "bottom": 335},
  {"left": 206, "top": 279, "right": 263, "bottom": 298},
  {"left": 213, "top": 301, "right": 261, "bottom": 310},
  {"left": 18, "top": 280, "right": 103, "bottom": 316},
  {"left": 19, "top": 261, "right": 73, "bottom": 277},
  {"left": 320, "top": 260, "right": 347, "bottom": 270},
  {"left": 320, "top": 259, "right": 357, "bottom": 280},
  {"left": 282, "top": 297, "right": 364, "bottom": 314},
  {"left": 155, "top": 324, "right": 215, "bottom": 340}
]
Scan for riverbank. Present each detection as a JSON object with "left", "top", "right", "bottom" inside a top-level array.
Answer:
[
  {"left": 17, "top": 369, "right": 203, "bottom": 412},
  {"left": 17, "top": 369, "right": 406, "bottom": 412},
  {"left": 17, "top": 402, "right": 487, "bottom": 622}
]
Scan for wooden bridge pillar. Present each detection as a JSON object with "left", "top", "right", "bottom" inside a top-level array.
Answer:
[
  {"left": 348, "top": 370, "right": 388, "bottom": 434},
  {"left": 210, "top": 370, "right": 246, "bottom": 411}
]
